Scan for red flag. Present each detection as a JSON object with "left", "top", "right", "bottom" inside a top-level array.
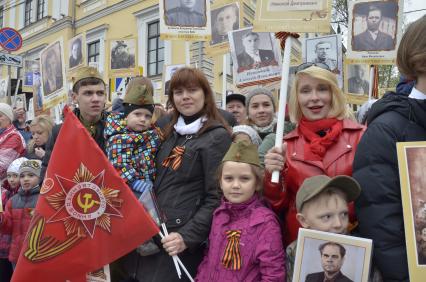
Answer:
[{"left": 12, "top": 107, "right": 159, "bottom": 281}]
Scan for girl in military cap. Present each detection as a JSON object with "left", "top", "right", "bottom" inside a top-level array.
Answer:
[{"left": 195, "top": 141, "right": 285, "bottom": 281}]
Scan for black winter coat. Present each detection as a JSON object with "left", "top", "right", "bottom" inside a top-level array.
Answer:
[
  {"left": 137, "top": 117, "right": 232, "bottom": 282},
  {"left": 353, "top": 92, "right": 426, "bottom": 281}
]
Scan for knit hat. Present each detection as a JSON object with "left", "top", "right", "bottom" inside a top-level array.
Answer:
[
  {"left": 0, "top": 103, "right": 14, "bottom": 122},
  {"left": 19, "top": 160, "right": 42, "bottom": 177},
  {"left": 222, "top": 141, "right": 260, "bottom": 167},
  {"left": 7, "top": 157, "right": 28, "bottom": 174},
  {"left": 123, "top": 76, "right": 155, "bottom": 116},
  {"left": 71, "top": 66, "right": 104, "bottom": 86},
  {"left": 246, "top": 87, "right": 276, "bottom": 112},
  {"left": 232, "top": 125, "right": 262, "bottom": 146},
  {"left": 296, "top": 175, "right": 361, "bottom": 212}
]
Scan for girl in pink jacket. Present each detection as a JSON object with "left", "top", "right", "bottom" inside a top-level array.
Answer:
[{"left": 196, "top": 141, "right": 285, "bottom": 281}]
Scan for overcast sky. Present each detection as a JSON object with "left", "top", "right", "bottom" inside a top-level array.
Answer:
[{"left": 404, "top": 0, "right": 426, "bottom": 24}]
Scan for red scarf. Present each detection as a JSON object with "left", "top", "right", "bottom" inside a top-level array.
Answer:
[{"left": 298, "top": 117, "right": 343, "bottom": 161}]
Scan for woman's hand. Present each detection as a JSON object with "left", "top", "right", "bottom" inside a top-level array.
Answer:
[
  {"left": 161, "top": 232, "right": 187, "bottom": 256},
  {"left": 264, "top": 143, "right": 287, "bottom": 174},
  {"left": 34, "top": 147, "right": 46, "bottom": 159}
]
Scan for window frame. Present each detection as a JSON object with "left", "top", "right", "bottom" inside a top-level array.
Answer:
[
  {"left": 146, "top": 20, "right": 164, "bottom": 77},
  {"left": 87, "top": 40, "right": 100, "bottom": 63}
]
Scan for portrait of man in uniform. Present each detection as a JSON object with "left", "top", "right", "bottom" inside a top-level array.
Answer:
[
  {"left": 165, "top": 0, "right": 206, "bottom": 27},
  {"left": 41, "top": 42, "right": 64, "bottom": 96},
  {"left": 352, "top": 4, "right": 396, "bottom": 51},
  {"left": 111, "top": 40, "right": 136, "bottom": 70},
  {"left": 312, "top": 41, "right": 337, "bottom": 72},
  {"left": 347, "top": 65, "right": 369, "bottom": 95},
  {"left": 211, "top": 3, "right": 239, "bottom": 45}
]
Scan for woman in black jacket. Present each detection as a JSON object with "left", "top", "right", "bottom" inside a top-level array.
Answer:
[
  {"left": 136, "top": 67, "right": 232, "bottom": 281},
  {"left": 353, "top": 15, "right": 426, "bottom": 281}
]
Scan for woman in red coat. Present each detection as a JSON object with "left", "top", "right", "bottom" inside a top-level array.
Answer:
[{"left": 264, "top": 63, "right": 365, "bottom": 246}]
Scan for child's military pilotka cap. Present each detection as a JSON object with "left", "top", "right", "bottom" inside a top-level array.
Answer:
[
  {"left": 19, "top": 160, "right": 42, "bottom": 177},
  {"left": 123, "top": 76, "right": 155, "bottom": 116},
  {"left": 222, "top": 141, "right": 261, "bottom": 167},
  {"left": 71, "top": 66, "right": 104, "bottom": 86},
  {"left": 296, "top": 175, "right": 361, "bottom": 212}
]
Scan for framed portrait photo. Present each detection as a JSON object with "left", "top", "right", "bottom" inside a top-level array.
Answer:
[
  {"left": 397, "top": 141, "right": 426, "bottom": 281},
  {"left": 293, "top": 229, "right": 372, "bottom": 282},
  {"left": 303, "top": 34, "right": 342, "bottom": 86},
  {"left": 110, "top": 39, "right": 136, "bottom": 71},
  {"left": 344, "top": 63, "right": 370, "bottom": 96},
  {"left": 160, "top": 0, "right": 212, "bottom": 41},
  {"left": 162, "top": 64, "right": 186, "bottom": 96},
  {"left": 229, "top": 26, "right": 282, "bottom": 88},
  {"left": 347, "top": 0, "right": 403, "bottom": 64},
  {"left": 68, "top": 34, "right": 86, "bottom": 70},
  {"left": 0, "top": 76, "right": 10, "bottom": 103}
]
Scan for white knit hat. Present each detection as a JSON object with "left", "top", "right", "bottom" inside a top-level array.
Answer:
[
  {"left": 7, "top": 157, "right": 28, "bottom": 174},
  {"left": 0, "top": 103, "right": 13, "bottom": 122},
  {"left": 232, "top": 125, "right": 262, "bottom": 146}
]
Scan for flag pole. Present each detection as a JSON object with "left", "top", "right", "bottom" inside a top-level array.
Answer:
[
  {"left": 271, "top": 36, "right": 292, "bottom": 183},
  {"left": 185, "top": 41, "right": 190, "bottom": 66},
  {"left": 368, "top": 65, "right": 374, "bottom": 102},
  {"left": 222, "top": 54, "right": 227, "bottom": 110}
]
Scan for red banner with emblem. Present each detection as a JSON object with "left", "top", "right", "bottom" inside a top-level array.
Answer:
[{"left": 12, "top": 106, "right": 159, "bottom": 281}]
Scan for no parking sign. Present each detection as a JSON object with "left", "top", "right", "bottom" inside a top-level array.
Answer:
[{"left": 0, "top": 27, "right": 23, "bottom": 52}]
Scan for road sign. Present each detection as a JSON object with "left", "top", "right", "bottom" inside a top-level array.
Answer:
[
  {"left": 0, "top": 52, "right": 22, "bottom": 67},
  {"left": 0, "top": 27, "right": 23, "bottom": 51}
]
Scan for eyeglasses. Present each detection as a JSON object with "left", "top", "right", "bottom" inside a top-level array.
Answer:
[{"left": 295, "top": 62, "right": 331, "bottom": 74}]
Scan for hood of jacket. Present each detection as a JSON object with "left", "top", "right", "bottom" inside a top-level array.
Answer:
[{"left": 367, "top": 92, "right": 426, "bottom": 130}]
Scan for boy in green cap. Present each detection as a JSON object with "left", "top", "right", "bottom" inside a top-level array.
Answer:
[{"left": 286, "top": 175, "right": 361, "bottom": 282}]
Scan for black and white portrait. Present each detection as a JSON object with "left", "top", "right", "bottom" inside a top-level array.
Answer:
[
  {"left": 232, "top": 29, "right": 277, "bottom": 72},
  {"left": 69, "top": 35, "right": 84, "bottom": 69},
  {"left": 304, "top": 35, "right": 342, "bottom": 74},
  {"left": 293, "top": 229, "right": 372, "bottom": 282},
  {"left": 0, "top": 77, "right": 9, "bottom": 101},
  {"left": 163, "top": 64, "right": 185, "bottom": 96},
  {"left": 110, "top": 39, "right": 136, "bottom": 70},
  {"left": 164, "top": 0, "right": 207, "bottom": 27},
  {"left": 41, "top": 41, "right": 64, "bottom": 96},
  {"left": 352, "top": 1, "right": 398, "bottom": 51},
  {"left": 210, "top": 3, "right": 239, "bottom": 45},
  {"left": 346, "top": 64, "right": 369, "bottom": 95}
]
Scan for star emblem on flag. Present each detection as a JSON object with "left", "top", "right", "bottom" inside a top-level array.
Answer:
[{"left": 46, "top": 163, "right": 123, "bottom": 238}]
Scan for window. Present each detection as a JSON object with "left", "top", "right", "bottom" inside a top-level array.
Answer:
[
  {"left": 88, "top": 40, "right": 100, "bottom": 63},
  {"left": 24, "top": 0, "right": 33, "bottom": 26},
  {"left": 147, "top": 21, "right": 164, "bottom": 76},
  {"left": 0, "top": 6, "right": 4, "bottom": 28},
  {"left": 37, "top": 0, "right": 46, "bottom": 20}
]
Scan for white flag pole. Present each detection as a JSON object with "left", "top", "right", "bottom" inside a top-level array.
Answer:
[
  {"left": 185, "top": 41, "right": 190, "bottom": 66},
  {"left": 222, "top": 54, "right": 227, "bottom": 110},
  {"left": 368, "top": 65, "right": 374, "bottom": 102},
  {"left": 271, "top": 37, "right": 292, "bottom": 184}
]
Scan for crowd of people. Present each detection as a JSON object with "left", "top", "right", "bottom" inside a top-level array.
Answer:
[{"left": 0, "top": 15, "right": 425, "bottom": 282}]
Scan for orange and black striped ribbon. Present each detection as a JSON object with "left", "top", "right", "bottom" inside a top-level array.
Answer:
[
  {"left": 162, "top": 146, "right": 185, "bottom": 170},
  {"left": 221, "top": 230, "right": 242, "bottom": 270}
]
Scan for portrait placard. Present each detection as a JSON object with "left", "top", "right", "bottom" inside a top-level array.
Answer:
[
  {"left": 23, "top": 60, "right": 40, "bottom": 89},
  {"left": 160, "top": 0, "right": 212, "bottom": 41},
  {"left": 205, "top": 0, "right": 242, "bottom": 57},
  {"left": 293, "top": 229, "right": 372, "bottom": 282},
  {"left": 40, "top": 39, "right": 67, "bottom": 110},
  {"left": 397, "top": 142, "right": 426, "bottom": 281},
  {"left": 68, "top": 34, "right": 86, "bottom": 71},
  {"left": 162, "top": 64, "right": 186, "bottom": 96},
  {"left": 0, "top": 76, "right": 10, "bottom": 103},
  {"left": 13, "top": 93, "right": 27, "bottom": 111},
  {"left": 253, "top": 0, "right": 332, "bottom": 33},
  {"left": 347, "top": 0, "right": 403, "bottom": 65},
  {"left": 303, "top": 34, "right": 342, "bottom": 87},
  {"left": 229, "top": 27, "right": 282, "bottom": 88},
  {"left": 344, "top": 62, "right": 371, "bottom": 101},
  {"left": 109, "top": 39, "right": 137, "bottom": 77}
]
